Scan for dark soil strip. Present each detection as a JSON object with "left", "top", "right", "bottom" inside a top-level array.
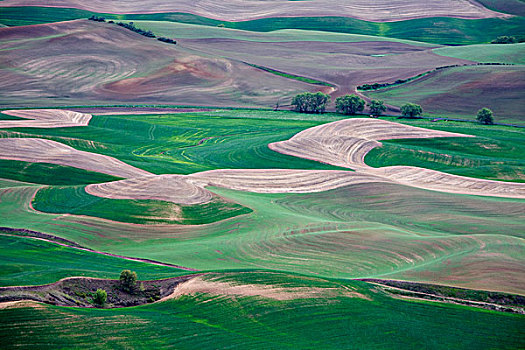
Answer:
[
  {"left": 360, "top": 278, "right": 525, "bottom": 314},
  {"left": 0, "top": 274, "right": 203, "bottom": 308},
  {"left": 0, "top": 227, "right": 199, "bottom": 271}
]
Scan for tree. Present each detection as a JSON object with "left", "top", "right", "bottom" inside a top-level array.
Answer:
[
  {"left": 291, "top": 92, "right": 330, "bottom": 113},
  {"left": 335, "top": 94, "right": 365, "bottom": 115},
  {"left": 400, "top": 103, "right": 423, "bottom": 118},
  {"left": 93, "top": 289, "right": 107, "bottom": 307},
  {"left": 476, "top": 108, "right": 494, "bottom": 125},
  {"left": 120, "top": 270, "right": 137, "bottom": 293},
  {"left": 368, "top": 99, "right": 387, "bottom": 116}
]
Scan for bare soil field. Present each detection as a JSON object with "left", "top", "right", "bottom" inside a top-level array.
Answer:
[
  {"left": 0, "top": 109, "right": 91, "bottom": 128},
  {"left": 86, "top": 175, "right": 213, "bottom": 205},
  {"left": 177, "top": 38, "right": 472, "bottom": 98},
  {"left": 0, "top": 138, "right": 152, "bottom": 178},
  {"left": 0, "top": 20, "right": 321, "bottom": 108},
  {"left": 0, "top": 0, "right": 503, "bottom": 21}
]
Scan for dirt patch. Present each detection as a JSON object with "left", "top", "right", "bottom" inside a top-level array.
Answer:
[
  {"left": 0, "top": 274, "right": 202, "bottom": 308},
  {"left": 0, "top": 109, "right": 92, "bottom": 128},
  {"left": 86, "top": 175, "right": 213, "bottom": 205},
  {"left": 362, "top": 278, "right": 525, "bottom": 314},
  {"left": 166, "top": 275, "right": 371, "bottom": 301}
]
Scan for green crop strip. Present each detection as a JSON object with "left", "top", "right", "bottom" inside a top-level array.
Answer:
[
  {"left": 32, "top": 186, "right": 252, "bottom": 225},
  {"left": 0, "top": 159, "right": 122, "bottom": 185},
  {"left": 0, "top": 110, "right": 349, "bottom": 175},
  {"left": 244, "top": 63, "right": 334, "bottom": 87}
]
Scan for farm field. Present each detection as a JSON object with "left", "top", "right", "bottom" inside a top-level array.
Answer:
[{"left": 0, "top": 1, "right": 524, "bottom": 348}]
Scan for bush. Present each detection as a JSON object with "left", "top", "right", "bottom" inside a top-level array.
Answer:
[
  {"left": 368, "top": 99, "right": 387, "bottom": 116},
  {"left": 116, "top": 22, "right": 156, "bottom": 38},
  {"left": 335, "top": 94, "right": 365, "bottom": 115},
  {"left": 400, "top": 103, "right": 423, "bottom": 118},
  {"left": 291, "top": 92, "right": 330, "bottom": 113},
  {"left": 93, "top": 289, "right": 107, "bottom": 306},
  {"left": 157, "top": 37, "right": 177, "bottom": 45},
  {"left": 120, "top": 270, "right": 138, "bottom": 293},
  {"left": 491, "top": 36, "right": 517, "bottom": 44},
  {"left": 88, "top": 16, "right": 106, "bottom": 22},
  {"left": 476, "top": 108, "right": 494, "bottom": 125}
]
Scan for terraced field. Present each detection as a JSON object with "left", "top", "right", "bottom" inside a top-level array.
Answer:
[{"left": 1, "top": 2, "right": 524, "bottom": 348}]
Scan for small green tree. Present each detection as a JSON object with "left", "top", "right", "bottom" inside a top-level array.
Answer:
[
  {"left": 476, "top": 108, "right": 494, "bottom": 125},
  {"left": 400, "top": 103, "right": 423, "bottom": 118},
  {"left": 120, "top": 270, "right": 137, "bottom": 293},
  {"left": 291, "top": 92, "right": 330, "bottom": 113},
  {"left": 335, "top": 94, "right": 365, "bottom": 115},
  {"left": 93, "top": 289, "right": 107, "bottom": 307},
  {"left": 368, "top": 99, "right": 387, "bottom": 116}
]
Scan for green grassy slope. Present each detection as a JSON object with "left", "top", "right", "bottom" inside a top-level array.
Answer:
[
  {"left": 32, "top": 185, "right": 252, "bottom": 225},
  {"left": 1, "top": 272, "right": 523, "bottom": 349},
  {"left": 0, "top": 110, "right": 348, "bottom": 176},
  {"left": 433, "top": 43, "right": 525, "bottom": 64},
  {"left": 0, "top": 159, "right": 122, "bottom": 185},
  {"left": 364, "top": 120, "right": 525, "bottom": 182},
  {"left": 0, "top": 234, "right": 188, "bottom": 287},
  {"left": 1, "top": 7, "right": 524, "bottom": 44},
  {"left": 2, "top": 180, "right": 523, "bottom": 293}
]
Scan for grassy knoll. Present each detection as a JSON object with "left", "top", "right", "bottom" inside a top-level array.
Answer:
[
  {"left": 365, "top": 124, "right": 525, "bottom": 182},
  {"left": 364, "top": 65, "right": 525, "bottom": 124},
  {"left": 0, "top": 234, "right": 187, "bottom": 287},
  {"left": 32, "top": 186, "right": 252, "bottom": 225},
  {"left": 434, "top": 43, "right": 525, "bottom": 64},
  {"left": 0, "top": 159, "right": 122, "bottom": 185},
  {"left": 0, "top": 110, "right": 348, "bottom": 175},
  {"left": 1, "top": 7, "right": 524, "bottom": 45},
  {"left": 0, "top": 271, "right": 523, "bottom": 349}
]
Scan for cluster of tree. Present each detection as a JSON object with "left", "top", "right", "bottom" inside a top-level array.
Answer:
[
  {"left": 88, "top": 16, "right": 106, "bottom": 22},
  {"left": 116, "top": 22, "right": 155, "bottom": 38},
  {"left": 291, "top": 92, "right": 331, "bottom": 113},
  {"left": 157, "top": 37, "right": 177, "bottom": 45},
  {"left": 491, "top": 36, "right": 517, "bottom": 44},
  {"left": 334, "top": 94, "right": 387, "bottom": 116}
]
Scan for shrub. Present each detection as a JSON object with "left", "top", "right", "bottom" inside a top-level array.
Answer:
[
  {"left": 335, "top": 94, "right": 365, "bottom": 115},
  {"left": 400, "top": 103, "right": 423, "bottom": 118},
  {"left": 491, "top": 36, "right": 517, "bottom": 44},
  {"left": 476, "top": 108, "right": 494, "bottom": 125},
  {"left": 120, "top": 270, "right": 138, "bottom": 293},
  {"left": 93, "top": 289, "right": 107, "bottom": 306}
]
